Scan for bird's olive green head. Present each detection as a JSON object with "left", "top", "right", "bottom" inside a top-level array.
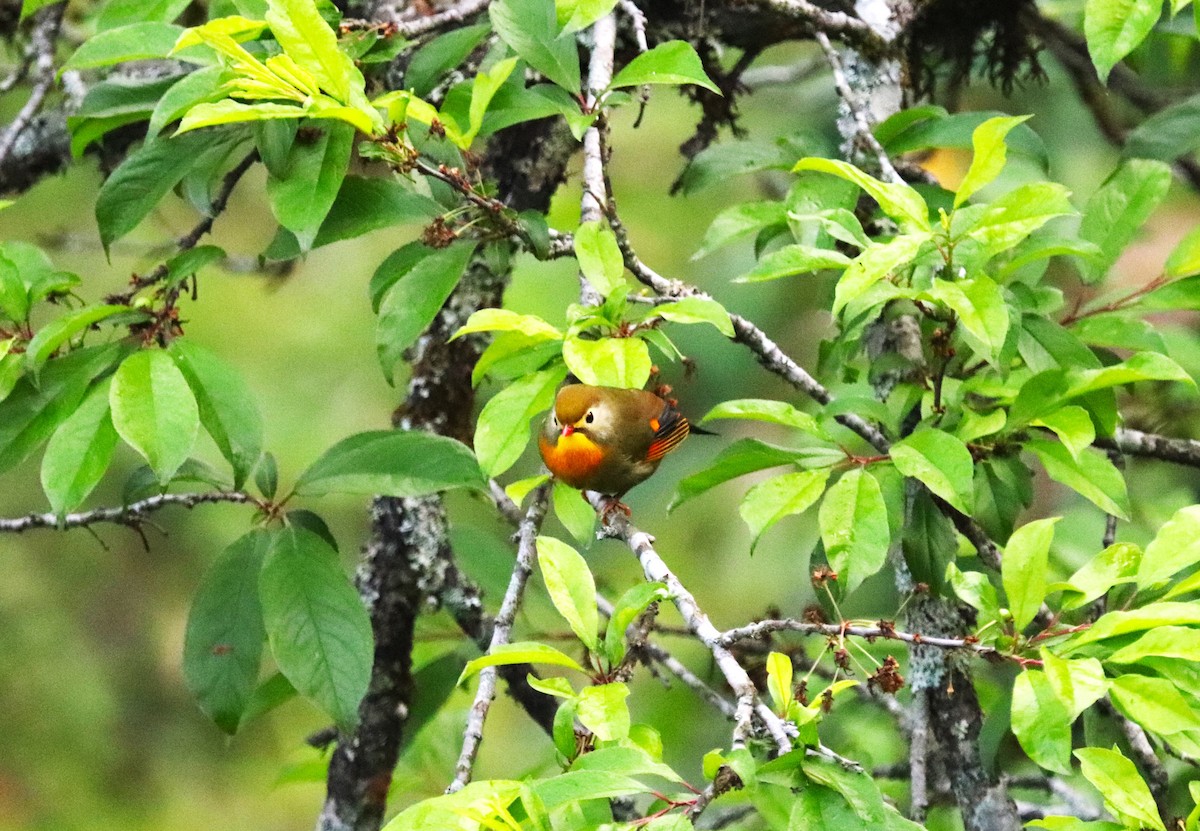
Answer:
[{"left": 543, "top": 384, "right": 618, "bottom": 445}]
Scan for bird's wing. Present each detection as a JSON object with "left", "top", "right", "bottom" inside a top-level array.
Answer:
[{"left": 645, "top": 402, "right": 690, "bottom": 461}]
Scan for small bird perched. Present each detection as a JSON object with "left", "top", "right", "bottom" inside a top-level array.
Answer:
[{"left": 538, "top": 383, "right": 692, "bottom": 509}]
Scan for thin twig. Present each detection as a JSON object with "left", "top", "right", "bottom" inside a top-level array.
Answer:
[
  {"left": 0, "top": 3, "right": 65, "bottom": 171},
  {"left": 0, "top": 491, "right": 258, "bottom": 533},
  {"left": 717, "top": 618, "right": 1002, "bottom": 660},
  {"left": 447, "top": 484, "right": 551, "bottom": 793},
  {"left": 590, "top": 493, "right": 792, "bottom": 755},
  {"left": 578, "top": 12, "right": 617, "bottom": 306},
  {"left": 383, "top": 0, "right": 491, "bottom": 38},
  {"left": 1099, "top": 427, "right": 1200, "bottom": 469},
  {"left": 815, "top": 31, "right": 901, "bottom": 184},
  {"left": 753, "top": 0, "right": 889, "bottom": 53}
]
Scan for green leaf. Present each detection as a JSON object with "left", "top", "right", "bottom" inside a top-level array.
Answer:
[
  {"left": 265, "top": 0, "right": 355, "bottom": 102},
  {"left": 1110, "top": 625, "right": 1200, "bottom": 663},
  {"left": 571, "top": 743, "right": 681, "bottom": 782},
  {"left": 701, "top": 398, "right": 819, "bottom": 432},
  {"left": 97, "top": 0, "right": 192, "bottom": 28},
  {"left": 40, "top": 379, "right": 118, "bottom": 516},
  {"left": 1165, "top": 224, "right": 1200, "bottom": 279},
  {"left": 889, "top": 429, "right": 975, "bottom": 514},
  {"left": 562, "top": 336, "right": 652, "bottom": 389},
  {"left": 458, "top": 641, "right": 585, "bottom": 684},
  {"left": 1001, "top": 517, "right": 1058, "bottom": 630},
  {"left": 833, "top": 233, "right": 928, "bottom": 315},
  {"left": 537, "top": 536, "right": 600, "bottom": 651},
  {"left": 739, "top": 469, "right": 831, "bottom": 554},
  {"left": 670, "top": 438, "right": 808, "bottom": 511},
  {"left": 266, "top": 122, "right": 354, "bottom": 251},
  {"left": 1031, "top": 406, "right": 1095, "bottom": 461},
  {"left": 1138, "top": 504, "right": 1200, "bottom": 587},
  {"left": 376, "top": 240, "right": 478, "bottom": 384},
  {"left": 1040, "top": 651, "right": 1108, "bottom": 721},
  {"left": 801, "top": 756, "right": 888, "bottom": 824},
  {"left": 765, "top": 652, "right": 794, "bottom": 713},
  {"left": 168, "top": 339, "right": 264, "bottom": 490},
  {"left": 24, "top": 303, "right": 131, "bottom": 376},
  {"left": 1066, "top": 351, "right": 1192, "bottom": 397},
  {"left": 453, "top": 308, "right": 564, "bottom": 341},
  {"left": 96, "top": 129, "right": 244, "bottom": 252},
  {"left": 1012, "top": 670, "right": 1073, "bottom": 774},
  {"left": 476, "top": 366, "right": 567, "bottom": 477},
  {"left": 1027, "top": 440, "right": 1129, "bottom": 519},
  {"left": 533, "top": 770, "right": 646, "bottom": 810},
  {"left": 260, "top": 527, "right": 372, "bottom": 730},
  {"left": 925, "top": 275, "right": 1009, "bottom": 364},
  {"left": 693, "top": 201, "right": 787, "bottom": 259},
  {"left": 109, "top": 349, "right": 201, "bottom": 485},
  {"left": 819, "top": 469, "right": 890, "bottom": 596},
  {"left": 955, "top": 115, "right": 1032, "bottom": 207},
  {"left": 183, "top": 529, "right": 270, "bottom": 733},
  {"left": 1076, "top": 746, "right": 1167, "bottom": 830},
  {"left": 574, "top": 221, "right": 626, "bottom": 298},
  {"left": 20, "top": 0, "right": 64, "bottom": 19},
  {"left": 0, "top": 343, "right": 125, "bottom": 475},
  {"left": 1125, "top": 92, "right": 1200, "bottom": 162},
  {"left": 603, "top": 582, "right": 668, "bottom": 668},
  {"left": 793, "top": 157, "right": 930, "bottom": 232},
  {"left": 490, "top": 0, "right": 580, "bottom": 94},
  {"left": 1084, "top": 0, "right": 1163, "bottom": 83},
  {"left": 962, "top": 182, "right": 1075, "bottom": 255},
  {"left": 1078, "top": 159, "right": 1172, "bottom": 284},
  {"left": 734, "top": 244, "right": 851, "bottom": 283},
  {"left": 553, "top": 481, "right": 596, "bottom": 546},
  {"left": 1049, "top": 541, "right": 1140, "bottom": 608},
  {"left": 1067, "top": 602, "right": 1200, "bottom": 649},
  {"left": 609, "top": 41, "right": 719, "bottom": 93},
  {"left": 63, "top": 22, "right": 185, "bottom": 70},
  {"left": 404, "top": 23, "right": 491, "bottom": 98},
  {"left": 296, "top": 430, "right": 484, "bottom": 497},
  {"left": 946, "top": 563, "right": 1000, "bottom": 619},
  {"left": 652, "top": 297, "right": 735, "bottom": 337},
  {"left": 0, "top": 251, "right": 29, "bottom": 322},
  {"left": 576, "top": 682, "right": 630, "bottom": 741}
]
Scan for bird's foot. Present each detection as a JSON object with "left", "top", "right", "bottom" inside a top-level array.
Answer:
[{"left": 600, "top": 497, "right": 632, "bottom": 520}]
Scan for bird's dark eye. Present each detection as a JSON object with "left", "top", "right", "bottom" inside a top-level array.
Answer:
[{"left": 585, "top": 411, "right": 595, "bottom": 424}]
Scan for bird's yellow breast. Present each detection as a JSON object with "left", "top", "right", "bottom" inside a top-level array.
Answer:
[{"left": 538, "top": 431, "right": 605, "bottom": 487}]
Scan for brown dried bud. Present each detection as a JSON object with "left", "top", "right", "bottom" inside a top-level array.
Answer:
[{"left": 868, "top": 655, "right": 905, "bottom": 694}]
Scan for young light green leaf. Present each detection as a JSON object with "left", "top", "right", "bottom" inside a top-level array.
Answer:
[
  {"left": 168, "top": 339, "right": 264, "bottom": 490},
  {"left": 834, "top": 233, "right": 928, "bottom": 315},
  {"left": 24, "top": 303, "right": 131, "bottom": 375},
  {"left": 562, "top": 336, "right": 652, "bottom": 389},
  {"left": 1078, "top": 159, "right": 1172, "bottom": 284},
  {"left": 489, "top": 0, "right": 581, "bottom": 94},
  {"left": 109, "top": 349, "right": 200, "bottom": 485},
  {"left": 537, "top": 535, "right": 600, "bottom": 651},
  {"left": 577, "top": 682, "right": 630, "bottom": 741},
  {"left": 701, "top": 398, "right": 819, "bottom": 432},
  {"left": 603, "top": 582, "right": 668, "bottom": 668},
  {"left": 1075, "top": 747, "right": 1165, "bottom": 831},
  {"left": 1084, "top": 0, "right": 1162, "bottom": 83},
  {"left": 1066, "top": 351, "right": 1192, "bottom": 397},
  {"left": 184, "top": 529, "right": 270, "bottom": 733},
  {"left": 40, "top": 379, "right": 118, "bottom": 516},
  {"left": 452, "top": 308, "right": 564, "bottom": 341},
  {"left": 1165, "top": 224, "right": 1200, "bottom": 279},
  {"left": 925, "top": 275, "right": 1009, "bottom": 364},
  {"left": 670, "top": 438, "right": 807, "bottom": 511},
  {"left": 1109, "top": 625, "right": 1200, "bottom": 663},
  {"left": 1002, "top": 517, "right": 1059, "bottom": 630},
  {"left": 1067, "top": 602, "right": 1200, "bottom": 649},
  {"left": 63, "top": 22, "right": 184, "bottom": 70},
  {"left": 765, "top": 651, "right": 794, "bottom": 713},
  {"left": 1027, "top": 440, "right": 1129, "bottom": 519},
  {"left": 733, "top": 244, "right": 851, "bottom": 283},
  {"left": 889, "top": 429, "right": 975, "bottom": 514},
  {"left": 1049, "top": 541, "right": 1140, "bottom": 608},
  {"left": 793, "top": 157, "right": 930, "bottom": 232},
  {"left": 1031, "top": 406, "right": 1095, "bottom": 461},
  {"left": 946, "top": 563, "right": 1000, "bottom": 620},
  {"left": 1039, "top": 651, "right": 1108, "bottom": 721},
  {"left": 505, "top": 474, "right": 549, "bottom": 507},
  {"left": 609, "top": 41, "right": 719, "bottom": 93},
  {"left": 961, "top": 181, "right": 1075, "bottom": 255},
  {"left": 1011, "top": 670, "right": 1073, "bottom": 774},
  {"left": 955, "top": 115, "right": 1032, "bottom": 207},
  {"left": 819, "top": 469, "right": 890, "bottom": 596},
  {"left": 552, "top": 481, "right": 596, "bottom": 546},
  {"left": 265, "top": 0, "right": 355, "bottom": 103},
  {"left": 526, "top": 674, "right": 575, "bottom": 699},
  {"left": 476, "top": 366, "right": 567, "bottom": 478},
  {"left": 458, "top": 641, "right": 585, "bottom": 684},
  {"left": 574, "top": 221, "right": 626, "bottom": 298},
  {"left": 739, "top": 469, "right": 831, "bottom": 554},
  {"left": 377, "top": 240, "right": 478, "bottom": 384},
  {"left": 295, "top": 430, "right": 485, "bottom": 497},
  {"left": 653, "top": 297, "right": 735, "bottom": 337},
  {"left": 534, "top": 770, "right": 647, "bottom": 811},
  {"left": 260, "top": 527, "right": 373, "bottom": 730},
  {"left": 693, "top": 201, "right": 787, "bottom": 259},
  {"left": 1138, "top": 504, "right": 1200, "bottom": 588}
]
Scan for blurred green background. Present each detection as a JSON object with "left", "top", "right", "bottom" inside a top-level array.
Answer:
[{"left": 3, "top": 26, "right": 1200, "bottom": 831}]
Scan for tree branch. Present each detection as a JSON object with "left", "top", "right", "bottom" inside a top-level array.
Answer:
[
  {"left": 0, "top": 490, "right": 257, "bottom": 533},
  {"left": 0, "top": 3, "right": 64, "bottom": 172}
]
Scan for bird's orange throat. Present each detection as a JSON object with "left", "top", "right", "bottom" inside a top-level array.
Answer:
[{"left": 540, "top": 431, "right": 605, "bottom": 487}]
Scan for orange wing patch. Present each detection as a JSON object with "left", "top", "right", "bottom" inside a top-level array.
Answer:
[{"left": 646, "top": 414, "right": 689, "bottom": 462}]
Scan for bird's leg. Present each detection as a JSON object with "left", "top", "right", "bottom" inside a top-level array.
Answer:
[{"left": 599, "top": 495, "right": 632, "bottom": 519}]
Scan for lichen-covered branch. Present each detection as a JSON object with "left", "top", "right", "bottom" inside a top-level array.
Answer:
[
  {"left": 0, "top": 490, "right": 258, "bottom": 533},
  {"left": 0, "top": 3, "right": 64, "bottom": 172},
  {"left": 1100, "top": 427, "right": 1200, "bottom": 470}
]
